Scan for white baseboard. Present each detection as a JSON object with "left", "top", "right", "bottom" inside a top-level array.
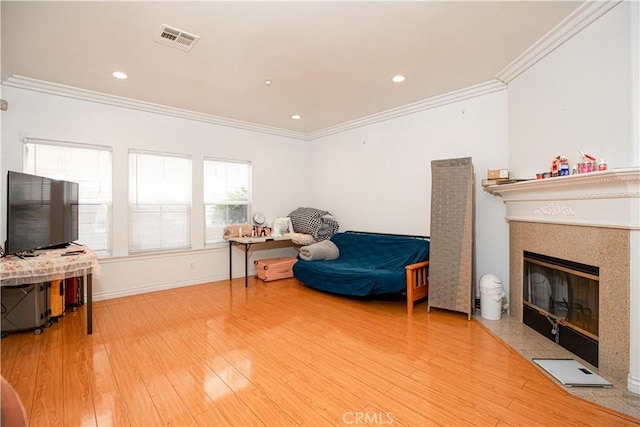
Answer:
[
  {"left": 628, "top": 373, "right": 640, "bottom": 395},
  {"left": 92, "top": 273, "right": 229, "bottom": 301}
]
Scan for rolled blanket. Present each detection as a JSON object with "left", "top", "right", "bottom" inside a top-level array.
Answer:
[
  {"left": 288, "top": 207, "right": 340, "bottom": 241},
  {"left": 299, "top": 240, "right": 340, "bottom": 261},
  {"left": 315, "top": 215, "right": 340, "bottom": 241}
]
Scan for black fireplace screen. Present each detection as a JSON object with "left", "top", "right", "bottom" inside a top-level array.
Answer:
[{"left": 523, "top": 251, "right": 599, "bottom": 339}]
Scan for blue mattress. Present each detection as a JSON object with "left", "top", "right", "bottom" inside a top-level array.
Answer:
[{"left": 293, "top": 232, "right": 429, "bottom": 297}]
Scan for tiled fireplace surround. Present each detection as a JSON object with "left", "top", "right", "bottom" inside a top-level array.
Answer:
[
  {"left": 487, "top": 168, "right": 639, "bottom": 396},
  {"left": 511, "top": 222, "right": 628, "bottom": 376}
]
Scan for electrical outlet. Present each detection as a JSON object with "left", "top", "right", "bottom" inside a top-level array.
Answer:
[{"left": 189, "top": 262, "right": 195, "bottom": 270}]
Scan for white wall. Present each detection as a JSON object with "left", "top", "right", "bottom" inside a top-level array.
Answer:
[
  {"left": 1, "top": 85, "right": 511, "bottom": 301},
  {"left": 1, "top": 87, "right": 309, "bottom": 299},
  {"left": 509, "top": 2, "right": 637, "bottom": 178},
  {"left": 308, "top": 90, "right": 511, "bottom": 299}
]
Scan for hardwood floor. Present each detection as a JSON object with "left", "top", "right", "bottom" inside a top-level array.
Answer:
[{"left": 2, "top": 277, "right": 638, "bottom": 426}]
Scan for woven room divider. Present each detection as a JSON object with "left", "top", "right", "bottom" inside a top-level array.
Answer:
[{"left": 427, "top": 157, "right": 475, "bottom": 319}]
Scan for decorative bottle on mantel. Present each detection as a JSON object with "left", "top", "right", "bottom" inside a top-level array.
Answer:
[
  {"left": 560, "top": 157, "right": 570, "bottom": 176},
  {"left": 598, "top": 158, "right": 608, "bottom": 171}
]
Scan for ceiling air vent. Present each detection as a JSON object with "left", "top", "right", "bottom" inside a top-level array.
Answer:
[{"left": 155, "top": 24, "right": 200, "bottom": 52}]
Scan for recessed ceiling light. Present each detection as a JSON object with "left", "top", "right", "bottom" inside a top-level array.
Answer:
[
  {"left": 392, "top": 74, "right": 406, "bottom": 83},
  {"left": 291, "top": 114, "right": 302, "bottom": 120},
  {"left": 112, "top": 71, "right": 128, "bottom": 80},
  {"left": 264, "top": 79, "right": 272, "bottom": 86}
]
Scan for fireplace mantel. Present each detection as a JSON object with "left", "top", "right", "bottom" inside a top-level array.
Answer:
[{"left": 485, "top": 167, "right": 640, "bottom": 229}]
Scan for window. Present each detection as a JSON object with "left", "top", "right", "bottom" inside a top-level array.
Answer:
[
  {"left": 203, "top": 158, "right": 251, "bottom": 245},
  {"left": 24, "top": 138, "right": 112, "bottom": 256},
  {"left": 129, "top": 150, "right": 191, "bottom": 253}
]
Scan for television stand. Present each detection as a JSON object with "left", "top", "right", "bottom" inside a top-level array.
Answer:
[
  {"left": 43, "top": 242, "right": 71, "bottom": 250},
  {"left": 0, "top": 246, "right": 98, "bottom": 335}
]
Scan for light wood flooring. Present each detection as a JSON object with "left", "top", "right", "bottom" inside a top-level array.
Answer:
[{"left": 2, "top": 277, "right": 638, "bottom": 426}]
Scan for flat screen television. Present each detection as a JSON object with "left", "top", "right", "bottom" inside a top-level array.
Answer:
[{"left": 5, "top": 171, "right": 79, "bottom": 255}]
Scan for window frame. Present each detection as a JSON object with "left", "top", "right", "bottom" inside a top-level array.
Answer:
[
  {"left": 203, "top": 157, "right": 252, "bottom": 246},
  {"left": 23, "top": 137, "right": 113, "bottom": 256},
  {"left": 128, "top": 149, "right": 193, "bottom": 254}
]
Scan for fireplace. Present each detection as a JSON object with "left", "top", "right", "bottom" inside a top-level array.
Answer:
[
  {"left": 485, "top": 168, "right": 639, "bottom": 393},
  {"left": 522, "top": 251, "right": 599, "bottom": 366}
]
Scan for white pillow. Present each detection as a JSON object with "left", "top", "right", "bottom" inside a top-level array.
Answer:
[{"left": 289, "top": 232, "right": 317, "bottom": 246}]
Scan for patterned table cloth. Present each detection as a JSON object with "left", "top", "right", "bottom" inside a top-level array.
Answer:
[{"left": 0, "top": 246, "right": 100, "bottom": 286}]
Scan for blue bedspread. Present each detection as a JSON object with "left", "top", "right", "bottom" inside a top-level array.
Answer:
[{"left": 293, "top": 232, "right": 429, "bottom": 296}]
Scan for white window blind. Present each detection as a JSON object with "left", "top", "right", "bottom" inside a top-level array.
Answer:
[
  {"left": 24, "top": 139, "right": 112, "bottom": 256},
  {"left": 129, "top": 150, "right": 191, "bottom": 253},
  {"left": 203, "top": 158, "right": 251, "bottom": 245}
]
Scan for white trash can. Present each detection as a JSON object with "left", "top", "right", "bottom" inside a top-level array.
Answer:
[{"left": 479, "top": 274, "right": 505, "bottom": 320}]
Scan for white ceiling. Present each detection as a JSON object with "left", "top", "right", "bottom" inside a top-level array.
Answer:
[{"left": 1, "top": 1, "right": 583, "bottom": 136}]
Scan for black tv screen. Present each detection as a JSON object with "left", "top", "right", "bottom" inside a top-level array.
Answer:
[{"left": 5, "top": 171, "right": 79, "bottom": 255}]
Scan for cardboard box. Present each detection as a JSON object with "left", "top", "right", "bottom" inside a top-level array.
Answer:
[{"left": 487, "top": 168, "right": 509, "bottom": 180}]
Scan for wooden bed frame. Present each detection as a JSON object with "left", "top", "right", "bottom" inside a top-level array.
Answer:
[{"left": 406, "top": 261, "right": 429, "bottom": 315}]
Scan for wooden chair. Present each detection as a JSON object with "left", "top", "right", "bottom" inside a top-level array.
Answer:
[{"left": 406, "top": 261, "right": 429, "bottom": 314}]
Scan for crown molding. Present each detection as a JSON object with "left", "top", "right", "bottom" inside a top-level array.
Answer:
[
  {"left": 305, "top": 80, "right": 507, "bottom": 140},
  {"left": 496, "top": 0, "right": 622, "bottom": 84},
  {"left": 3, "top": 75, "right": 506, "bottom": 142},
  {"left": 2, "top": 75, "right": 308, "bottom": 141}
]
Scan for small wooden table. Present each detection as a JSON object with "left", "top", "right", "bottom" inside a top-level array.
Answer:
[{"left": 228, "top": 235, "right": 293, "bottom": 286}]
